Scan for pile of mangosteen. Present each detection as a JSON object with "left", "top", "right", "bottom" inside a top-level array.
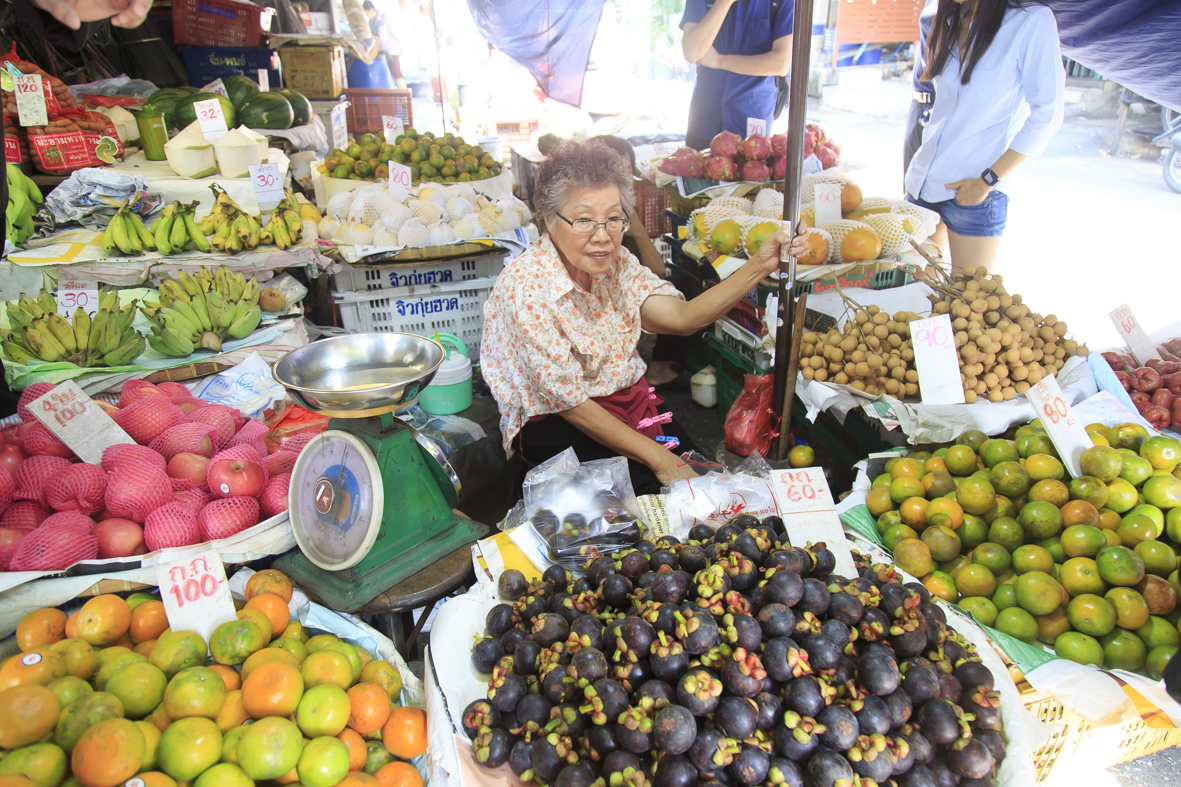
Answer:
[{"left": 464, "top": 514, "right": 1006, "bottom": 787}]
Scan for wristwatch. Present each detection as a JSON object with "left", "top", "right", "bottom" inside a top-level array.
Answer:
[{"left": 980, "top": 168, "right": 1000, "bottom": 186}]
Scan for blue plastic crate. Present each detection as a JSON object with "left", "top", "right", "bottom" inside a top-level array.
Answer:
[{"left": 178, "top": 46, "right": 281, "bottom": 89}]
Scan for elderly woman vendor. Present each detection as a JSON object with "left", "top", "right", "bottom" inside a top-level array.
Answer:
[{"left": 481, "top": 140, "right": 805, "bottom": 495}]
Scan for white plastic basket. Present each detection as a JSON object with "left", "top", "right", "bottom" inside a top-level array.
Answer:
[
  {"left": 333, "top": 275, "right": 499, "bottom": 360},
  {"left": 654, "top": 236, "right": 671, "bottom": 265},
  {"left": 714, "top": 316, "right": 772, "bottom": 370},
  {"left": 331, "top": 252, "right": 506, "bottom": 294}
]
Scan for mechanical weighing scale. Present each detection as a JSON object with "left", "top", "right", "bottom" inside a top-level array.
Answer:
[{"left": 271, "top": 333, "right": 489, "bottom": 611}]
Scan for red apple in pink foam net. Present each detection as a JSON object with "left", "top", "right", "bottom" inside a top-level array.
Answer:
[
  {"left": 0, "top": 528, "right": 27, "bottom": 549},
  {"left": 94, "top": 517, "right": 147, "bottom": 558},
  {"left": 0, "top": 443, "right": 26, "bottom": 475},
  {"left": 169, "top": 452, "right": 211, "bottom": 488},
  {"left": 207, "top": 456, "right": 266, "bottom": 498}
]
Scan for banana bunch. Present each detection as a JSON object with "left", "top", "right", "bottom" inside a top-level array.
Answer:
[
  {"left": 264, "top": 190, "right": 305, "bottom": 251},
  {"left": 140, "top": 265, "right": 262, "bottom": 358},
  {"left": 2, "top": 289, "right": 144, "bottom": 368},
  {"left": 100, "top": 201, "right": 160, "bottom": 257},
  {"left": 198, "top": 184, "right": 266, "bottom": 254},
  {"left": 150, "top": 201, "right": 212, "bottom": 256},
  {"left": 6, "top": 164, "right": 42, "bottom": 246}
]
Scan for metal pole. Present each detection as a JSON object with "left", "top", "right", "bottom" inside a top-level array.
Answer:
[
  {"left": 429, "top": 0, "right": 447, "bottom": 131},
  {"left": 772, "top": 0, "right": 816, "bottom": 460}
]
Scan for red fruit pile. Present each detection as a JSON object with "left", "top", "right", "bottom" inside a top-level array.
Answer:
[
  {"left": 657, "top": 124, "right": 841, "bottom": 184},
  {"left": 0, "top": 379, "right": 305, "bottom": 572},
  {"left": 1106, "top": 351, "right": 1181, "bottom": 430}
]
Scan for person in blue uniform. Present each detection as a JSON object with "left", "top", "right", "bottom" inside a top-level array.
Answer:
[
  {"left": 680, "top": 0, "right": 794, "bottom": 150},
  {"left": 903, "top": 0, "right": 938, "bottom": 180}
]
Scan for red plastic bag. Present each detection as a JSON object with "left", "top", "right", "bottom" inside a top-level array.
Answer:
[{"left": 724, "top": 374, "right": 778, "bottom": 457}]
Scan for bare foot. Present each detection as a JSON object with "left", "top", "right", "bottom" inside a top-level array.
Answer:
[{"left": 646, "top": 361, "right": 683, "bottom": 386}]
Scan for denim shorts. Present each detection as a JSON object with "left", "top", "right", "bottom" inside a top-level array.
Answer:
[{"left": 908, "top": 190, "right": 1009, "bottom": 238}]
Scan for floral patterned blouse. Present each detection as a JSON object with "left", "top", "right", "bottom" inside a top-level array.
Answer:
[{"left": 482, "top": 235, "right": 684, "bottom": 457}]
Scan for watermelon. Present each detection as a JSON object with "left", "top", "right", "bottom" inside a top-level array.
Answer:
[
  {"left": 174, "top": 92, "right": 237, "bottom": 130},
  {"left": 239, "top": 92, "right": 294, "bottom": 130},
  {"left": 274, "top": 88, "right": 311, "bottom": 127},
  {"left": 146, "top": 88, "right": 194, "bottom": 130},
  {"left": 223, "top": 75, "right": 261, "bottom": 110}
]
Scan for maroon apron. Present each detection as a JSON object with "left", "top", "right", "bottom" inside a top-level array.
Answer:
[{"left": 527, "top": 377, "right": 669, "bottom": 437}]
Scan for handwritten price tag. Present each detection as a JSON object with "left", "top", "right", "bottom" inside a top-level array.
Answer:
[
  {"left": 15, "top": 74, "right": 47, "bottom": 128},
  {"left": 194, "top": 98, "right": 228, "bottom": 142},
  {"left": 155, "top": 550, "right": 237, "bottom": 644},
  {"left": 382, "top": 114, "right": 403, "bottom": 144},
  {"left": 1027, "top": 375, "right": 1092, "bottom": 477},
  {"left": 746, "top": 118, "right": 768, "bottom": 138},
  {"left": 330, "top": 104, "right": 348, "bottom": 153},
  {"left": 257, "top": 68, "right": 269, "bottom": 92},
  {"left": 653, "top": 142, "right": 678, "bottom": 158},
  {"left": 248, "top": 163, "right": 284, "bottom": 214},
  {"left": 388, "top": 161, "right": 412, "bottom": 199},
  {"left": 30, "top": 380, "right": 135, "bottom": 464},
  {"left": 202, "top": 78, "right": 229, "bottom": 99},
  {"left": 813, "top": 181, "right": 843, "bottom": 228},
  {"left": 770, "top": 467, "right": 857, "bottom": 577},
  {"left": 909, "top": 314, "right": 966, "bottom": 404},
  {"left": 1109, "top": 303, "right": 1161, "bottom": 367},
  {"left": 55, "top": 280, "right": 100, "bottom": 319}
]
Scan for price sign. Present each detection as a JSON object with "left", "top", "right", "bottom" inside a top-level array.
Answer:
[
  {"left": 388, "top": 161, "right": 412, "bottom": 199},
  {"left": 202, "top": 78, "right": 229, "bottom": 99},
  {"left": 746, "top": 117, "right": 768, "bottom": 138},
  {"left": 1109, "top": 304, "right": 1161, "bottom": 367},
  {"left": 15, "top": 74, "right": 47, "bottom": 128},
  {"left": 248, "top": 163, "right": 284, "bottom": 214},
  {"left": 193, "top": 98, "right": 229, "bottom": 142},
  {"left": 155, "top": 551, "right": 237, "bottom": 645},
  {"left": 330, "top": 104, "right": 348, "bottom": 153},
  {"left": 30, "top": 380, "right": 135, "bottom": 464},
  {"left": 382, "top": 114, "right": 403, "bottom": 144},
  {"left": 909, "top": 314, "right": 966, "bottom": 404},
  {"left": 257, "top": 69, "right": 269, "bottom": 92},
  {"left": 55, "top": 280, "right": 100, "bottom": 318},
  {"left": 653, "top": 142, "right": 678, "bottom": 158},
  {"left": 770, "top": 467, "right": 857, "bottom": 577},
  {"left": 1027, "top": 375, "right": 1092, "bottom": 478},
  {"left": 813, "top": 181, "right": 843, "bottom": 228}
]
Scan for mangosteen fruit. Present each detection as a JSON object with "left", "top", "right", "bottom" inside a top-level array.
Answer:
[
  {"left": 471, "top": 637, "right": 504, "bottom": 674},
  {"left": 461, "top": 698, "right": 499, "bottom": 739},
  {"left": 474, "top": 727, "right": 513, "bottom": 768},
  {"left": 653, "top": 704, "right": 698, "bottom": 755},
  {"left": 804, "top": 750, "right": 854, "bottom": 787},
  {"left": 653, "top": 755, "right": 698, "bottom": 787},
  {"left": 816, "top": 705, "right": 859, "bottom": 751}
]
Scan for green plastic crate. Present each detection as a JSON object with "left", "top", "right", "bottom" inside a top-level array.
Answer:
[
  {"left": 686, "top": 330, "right": 711, "bottom": 374},
  {"left": 794, "top": 266, "right": 913, "bottom": 297}
]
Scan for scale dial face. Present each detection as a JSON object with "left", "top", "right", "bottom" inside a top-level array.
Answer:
[{"left": 289, "top": 430, "right": 385, "bottom": 571}]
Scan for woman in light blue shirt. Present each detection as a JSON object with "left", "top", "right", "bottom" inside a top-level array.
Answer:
[{"left": 905, "top": 0, "right": 1065, "bottom": 272}]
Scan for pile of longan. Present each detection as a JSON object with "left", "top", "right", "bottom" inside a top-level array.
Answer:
[
  {"left": 929, "top": 267, "right": 1087, "bottom": 403},
  {"left": 799, "top": 304, "right": 923, "bottom": 398}
]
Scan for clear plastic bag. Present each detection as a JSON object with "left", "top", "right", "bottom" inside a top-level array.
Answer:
[
  {"left": 663, "top": 469, "right": 780, "bottom": 538},
  {"left": 516, "top": 448, "right": 645, "bottom": 567}
]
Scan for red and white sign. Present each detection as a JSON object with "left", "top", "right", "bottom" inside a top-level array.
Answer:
[
  {"left": 746, "top": 118, "right": 767, "bottom": 138},
  {"left": 257, "top": 69, "right": 269, "bottom": 92},
  {"left": 28, "top": 132, "right": 91, "bottom": 171},
  {"left": 202, "top": 78, "right": 229, "bottom": 99},
  {"left": 909, "top": 314, "right": 966, "bottom": 404},
  {"left": 1027, "top": 376, "right": 1092, "bottom": 478},
  {"left": 155, "top": 551, "right": 237, "bottom": 644},
  {"left": 30, "top": 380, "right": 134, "bottom": 464},
  {"left": 382, "top": 114, "right": 403, "bottom": 144},
  {"left": 388, "top": 161, "right": 412, "bottom": 199},
  {"left": 813, "top": 181, "right": 842, "bottom": 227},
  {"left": 55, "top": 280, "right": 100, "bottom": 318},
  {"left": 1109, "top": 303, "right": 1161, "bottom": 367},
  {"left": 193, "top": 98, "right": 229, "bottom": 142},
  {"left": 4, "top": 135, "right": 21, "bottom": 163},
  {"left": 771, "top": 467, "right": 856, "bottom": 577},
  {"left": 248, "top": 163, "right": 284, "bottom": 213},
  {"left": 15, "top": 74, "right": 48, "bottom": 127}
]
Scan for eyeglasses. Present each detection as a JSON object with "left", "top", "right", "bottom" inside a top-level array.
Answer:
[{"left": 556, "top": 212, "right": 630, "bottom": 235}]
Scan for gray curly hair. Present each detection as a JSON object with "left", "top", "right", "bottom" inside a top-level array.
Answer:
[{"left": 532, "top": 139, "right": 636, "bottom": 225}]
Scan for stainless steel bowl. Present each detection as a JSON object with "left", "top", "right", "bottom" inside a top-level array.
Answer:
[{"left": 271, "top": 333, "right": 444, "bottom": 415}]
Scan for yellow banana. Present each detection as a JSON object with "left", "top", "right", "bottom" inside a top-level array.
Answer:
[
  {"left": 241, "top": 278, "right": 259, "bottom": 307},
  {"left": 111, "top": 211, "right": 138, "bottom": 255},
  {"left": 101, "top": 218, "right": 118, "bottom": 255},
  {"left": 159, "top": 279, "right": 190, "bottom": 305},
  {"left": 227, "top": 305, "right": 261, "bottom": 339},
  {"left": 37, "top": 292, "right": 56, "bottom": 314},
  {"left": 99, "top": 289, "right": 120, "bottom": 313},
  {"left": 178, "top": 270, "right": 202, "bottom": 297},
  {"left": 198, "top": 213, "right": 218, "bottom": 235},
  {"left": 46, "top": 312, "right": 76, "bottom": 353},
  {"left": 72, "top": 307, "right": 90, "bottom": 352},
  {"left": 18, "top": 294, "right": 45, "bottom": 319},
  {"left": 198, "top": 267, "right": 214, "bottom": 293},
  {"left": 272, "top": 220, "right": 291, "bottom": 250},
  {"left": 246, "top": 215, "right": 261, "bottom": 250},
  {"left": 26, "top": 321, "right": 65, "bottom": 361},
  {"left": 170, "top": 207, "right": 188, "bottom": 250},
  {"left": 184, "top": 207, "right": 211, "bottom": 253},
  {"left": 87, "top": 309, "right": 108, "bottom": 353},
  {"left": 283, "top": 210, "right": 303, "bottom": 243},
  {"left": 2, "top": 341, "right": 38, "bottom": 364},
  {"left": 99, "top": 315, "right": 123, "bottom": 355}
]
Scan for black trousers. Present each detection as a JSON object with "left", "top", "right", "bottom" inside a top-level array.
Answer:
[
  {"left": 517, "top": 413, "right": 699, "bottom": 497},
  {"left": 903, "top": 99, "right": 933, "bottom": 187}
]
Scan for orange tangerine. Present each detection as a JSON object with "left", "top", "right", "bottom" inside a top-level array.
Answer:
[
  {"left": 162, "top": 667, "right": 227, "bottom": 720},
  {"left": 241, "top": 662, "right": 304, "bottom": 719},
  {"left": 0, "top": 685, "right": 60, "bottom": 749},
  {"left": 346, "top": 684, "right": 391, "bottom": 735},
  {"left": 136, "top": 720, "right": 161, "bottom": 771},
  {"left": 64, "top": 613, "right": 78, "bottom": 640},
  {"left": 337, "top": 729, "right": 367, "bottom": 771},
  {"left": 49, "top": 640, "right": 99, "bottom": 682},
  {"left": 129, "top": 603, "right": 169, "bottom": 645},
  {"left": 245, "top": 571, "right": 294, "bottom": 604},
  {"left": 244, "top": 595, "right": 290, "bottom": 640},
  {"left": 74, "top": 596, "right": 132, "bottom": 648},
  {"left": 927, "top": 498, "right": 965, "bottom": 530},
  {"left": 133, "top": 640, "right": 157, "bottom": 658},
  {"left": 381, "top": 707, "right": 426, "bottom": 760},
  {"left": 0, "top": 649, "right": 66, "bottom": 690},
  {"left": 0, "top": 742, "right": 68, "bottom": 787},
  {"left": 336, "top": 774, "right": 380, "bottom": 787},
  {"left": 208, "top": 620, "right": 268, "bottom": 667},
  {"left": 301, "top": 651, "right": 353, "bottom": 691},
  {"left": 898, "top": 497, "right": 929, "bottom": 528},
  {"left": 16, "top": 610, "right": 68, "bottom": 653},
  {"left": 156, "top": 717, "right": 221, "bottom": 782},
  {"left": 208, "top": 665, "right": 241, "bottom": 692},
  {"left": 235, "top": 611, "right": 272, "bottom": 644},
  {"left": 135, "top": 773, "right": 176, "bottom": 787},
  {"left": 71, "top": 718, "right": 145, "bottom": 787},
  {"left": 213, "top": 691, "right": 251, "bottom": 733},
  {"left": 359, "top": 662, "right": 401, "bottom": 701},
  {"left": 374, "top": 762, "right": 421, "bottom": 787},
  {"left": 242, "top": 648, "right": 298, "bottom": 681}
]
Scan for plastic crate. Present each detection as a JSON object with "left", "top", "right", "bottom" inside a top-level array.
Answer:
[
  {"left": 344, "top": 89, "right": 413, "bottom": 139},
  {"left": 279, "top": 46, "right": 346, "bottom": 99},
  {"left": 172, "top": 0, "right": 262, "bottom": 47},
  {"left": 331, "top": 252, "right": 505, "bottom": 294},
  {"left": 178, "top": 46, "right": 279, "bottom": 87},
  {"left": 714, "top": 317, "right": 772, "bottom": 370},
  {"left": 654, "top": 236, "right": 671, "bottom": 265},
  {"left": 795, "top": 265, "right": 913, "bottom": 296},
  {"left": 706, "top": 333, "right": 759, "bottom": 421},
  {"left": 685, "top": 330, "right": 711, "bottom": 374},
  {"left": 665, "top": 209, "right": 688, "bottom": 237},
  {"left": 725, "top": 298, "right": 765, "bottom": 337},
  {"left": 494, "top": 119, "right": 540, "bottom": 154},
  {"left": 635, "top": 178, "right": 671, "bottom": 238},
  {"left": 333, "top": 275, "right": 497, "bottom": 360}
]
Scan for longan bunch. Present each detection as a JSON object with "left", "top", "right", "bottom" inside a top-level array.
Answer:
[
  {"left": 799, "top": 304, "right": 924, "bottom": 398},
  {"left": 928, "top": 265, "right": 1088, "bottom": 403}
]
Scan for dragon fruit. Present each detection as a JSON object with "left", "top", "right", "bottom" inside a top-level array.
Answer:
[
  {"left": 703, "top": 155, "right": 738, "bottom": 182},
  {"left": 772, "top": 156, "right": 787, "bottom": 180},
  {"left": 817, "top": 144, "right": 840, "bottom": 169},
  {"left": 741, "top": 160, "right": 771, "bottom": 183},
  {"left": 681, "top": 152, "right": 704, "bottom": 178},
  {"left": 709, "top": 131, "right": 742, "bottom": 159},
  {"left": 740, "top": 133, "right": 773, "bottom": 162},
  {"left": 771, "top": 134, "right": 788, "bottom": 157},
  {"left": 658, "top": 147, "right": 706, "bottom": 178}
]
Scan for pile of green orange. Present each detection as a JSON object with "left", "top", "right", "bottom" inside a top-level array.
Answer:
[
  {"left": 866, "top": 422, "right": 1181, "bottom": 677},
  {"left": 0, "top": 570, "right": 427, "bottom": 787}
]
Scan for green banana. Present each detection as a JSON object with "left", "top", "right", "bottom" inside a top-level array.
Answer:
[
  {"left": 160, "top": 307, "right": 200, "bottom": 337},
  {"left": 19, "top": 294, "right": 45, "bottom": 319},
  {"left": 46, "top": 312, "right": 76, "bottom": 353},
  {"left": 171, "top": 300, "right": 204, "bottom": 333},
  {"left": 162, "top": 326, "right": 194, "bottom": 356},
  {"left": 98, "top": 315, "right": 123, "bottom": 355},
  {"left": 127, "top": 212, "right": 156, "bottom": 251},
  {"left": 190, "top": 296, "right": 213, "bottom": 332},
  {"left": 6, "top": 302, "right": 31, "bottom": 330},
  {"left": 178, "top": 270, "right": 202, "bottom": 297},
  {"left": 184, "top": 208, "right": 211, "bottom": 253},
  {"left": 88, "top": 309, "right": 108, "bottom": 353},
  {"left": 73, "top": 308, "right": 90, "bottom": 353},
  {"left": 242, "top": 279, "right": 259, "bottom": 308},
  {"left": 227, "top": 305, "right": 261, "bottom": 340},
  {"left": 198, "top": 267, "right": 214, "bottom": 293},
  {"left": 159, "top": 279, "right": 190, "bottom": 305},
  {"left": 154, "top": 205, "right": 177, "bottom": 256},
  {"left": 99, "top": 290, "right": 119, "bottom": 313},
  {"left": 103, "top": 335, "right": 145, "bottom": 367},
  {"left": 25, "top": 322, "right": 65, "bottom": 361},
  {"left": 2, "top": 341, "right": 38, "bottom": 364},
  {"left": 170, "top": 206, "right": 188, "bottom": 249},
  {"left": 36, "top": 292, "right": 56, "bottom": 315},
  {"left": 111, "top": 210, "right": 137, "bottom": 255}
]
